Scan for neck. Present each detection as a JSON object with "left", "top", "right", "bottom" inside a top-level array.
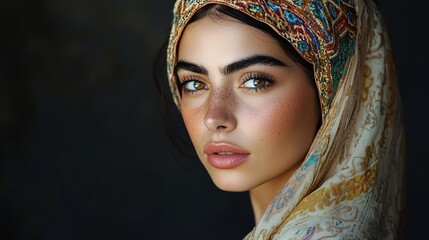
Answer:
[
  {"left": 249, "top": 185, "right": 278, "bottom": 224},
  {"left": 249, "top": 163, "right": 301, "bottom": 224}
]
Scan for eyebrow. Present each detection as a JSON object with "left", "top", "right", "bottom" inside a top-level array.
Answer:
[
  {"left": 175, "top": 61, "right": 208, "bottom": 75},
  {"left": 175, "top": 55, "right": 287, "bottom": 76}
]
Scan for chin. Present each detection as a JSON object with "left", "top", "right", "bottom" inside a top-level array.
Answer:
[{"left": 209, "top": 172, "right": 255, "bottom": 192}]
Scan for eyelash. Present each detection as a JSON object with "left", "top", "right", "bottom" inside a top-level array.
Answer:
[
  {"left": 241, "top": 72, "right": 277, "bottom": 92},
  {"left": 178, "top": 72, "right": 277, "bottom": 95}
]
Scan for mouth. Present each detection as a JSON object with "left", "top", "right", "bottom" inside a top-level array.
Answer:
[
  {"left": 203, "top": 142, "right": 249, "bottom": 155},
  {"left": 203, "top": 143, "right": 250, "bottom": 169},
  {"left": 216, "top": 152, "right": 235, "bottom": 155}
]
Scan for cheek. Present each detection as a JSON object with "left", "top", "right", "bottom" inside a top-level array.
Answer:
[
  {"left": 247, "top": 98, "right": 298, "bottom": 140},
  {"left": 181, "top": 106, "right": 205, "bottom": 144},
  {"left": 243, "top": 93, "right": 318, "bottom": 158}
]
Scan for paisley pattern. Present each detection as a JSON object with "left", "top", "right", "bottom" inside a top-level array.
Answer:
[{"left": 166, "top": 0, "right": 405, "bottom": 239}]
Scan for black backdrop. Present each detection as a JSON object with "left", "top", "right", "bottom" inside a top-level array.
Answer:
[{"left": 1, "top": 0, "right": 427, "bottom": 239}]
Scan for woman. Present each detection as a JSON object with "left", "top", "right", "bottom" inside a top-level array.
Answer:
[{"left": 161, "top": 0, "right": 405, "bottom": 238}]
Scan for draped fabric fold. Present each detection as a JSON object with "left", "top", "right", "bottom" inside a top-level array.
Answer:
[{"left": 167, "top": 0, "right": 405, "bottom": 239}]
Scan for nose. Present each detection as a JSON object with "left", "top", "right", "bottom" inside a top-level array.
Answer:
[{"left": 204, "top": 90, "right": 237, "bottom": 132}]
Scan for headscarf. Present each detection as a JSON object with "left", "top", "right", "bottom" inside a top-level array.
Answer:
[{"left": 166, "top": 0, "right": 405, "bottom": 239}]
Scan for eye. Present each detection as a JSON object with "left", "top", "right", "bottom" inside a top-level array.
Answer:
[
  {"left": 240, "top": 73, "right": 276, "bottom": 92},
  {"left": 180, "top": 78, "right": 208, "bottom": 94},
  {"left": 243, "top": 79, "right": 268, "bottom": 88}
]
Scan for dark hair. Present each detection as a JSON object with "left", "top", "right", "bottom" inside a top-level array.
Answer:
[{"left": 154, "top": 4, "right": 315, "bottom": 170}]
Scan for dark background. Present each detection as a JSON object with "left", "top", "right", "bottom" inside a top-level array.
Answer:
[{"left": 1, "top": 0, "right": 427, "bottom": 239}]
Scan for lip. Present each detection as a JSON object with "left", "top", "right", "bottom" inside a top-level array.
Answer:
[{"left": 203, "top": 142, "right": 250, "bottom": 169}]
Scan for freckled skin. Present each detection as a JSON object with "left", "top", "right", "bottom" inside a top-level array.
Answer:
[{"left": 176, "top": 15, "right": 320, "bottom": 222}]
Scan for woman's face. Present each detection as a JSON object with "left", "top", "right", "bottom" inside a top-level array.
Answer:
[{"left": 176, "top": 15, "right": 320, "bottom": 192}]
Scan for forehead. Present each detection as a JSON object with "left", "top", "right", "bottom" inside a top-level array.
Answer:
[{"left": 177, "top": 16, "right": 286, "bottom": 66}]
